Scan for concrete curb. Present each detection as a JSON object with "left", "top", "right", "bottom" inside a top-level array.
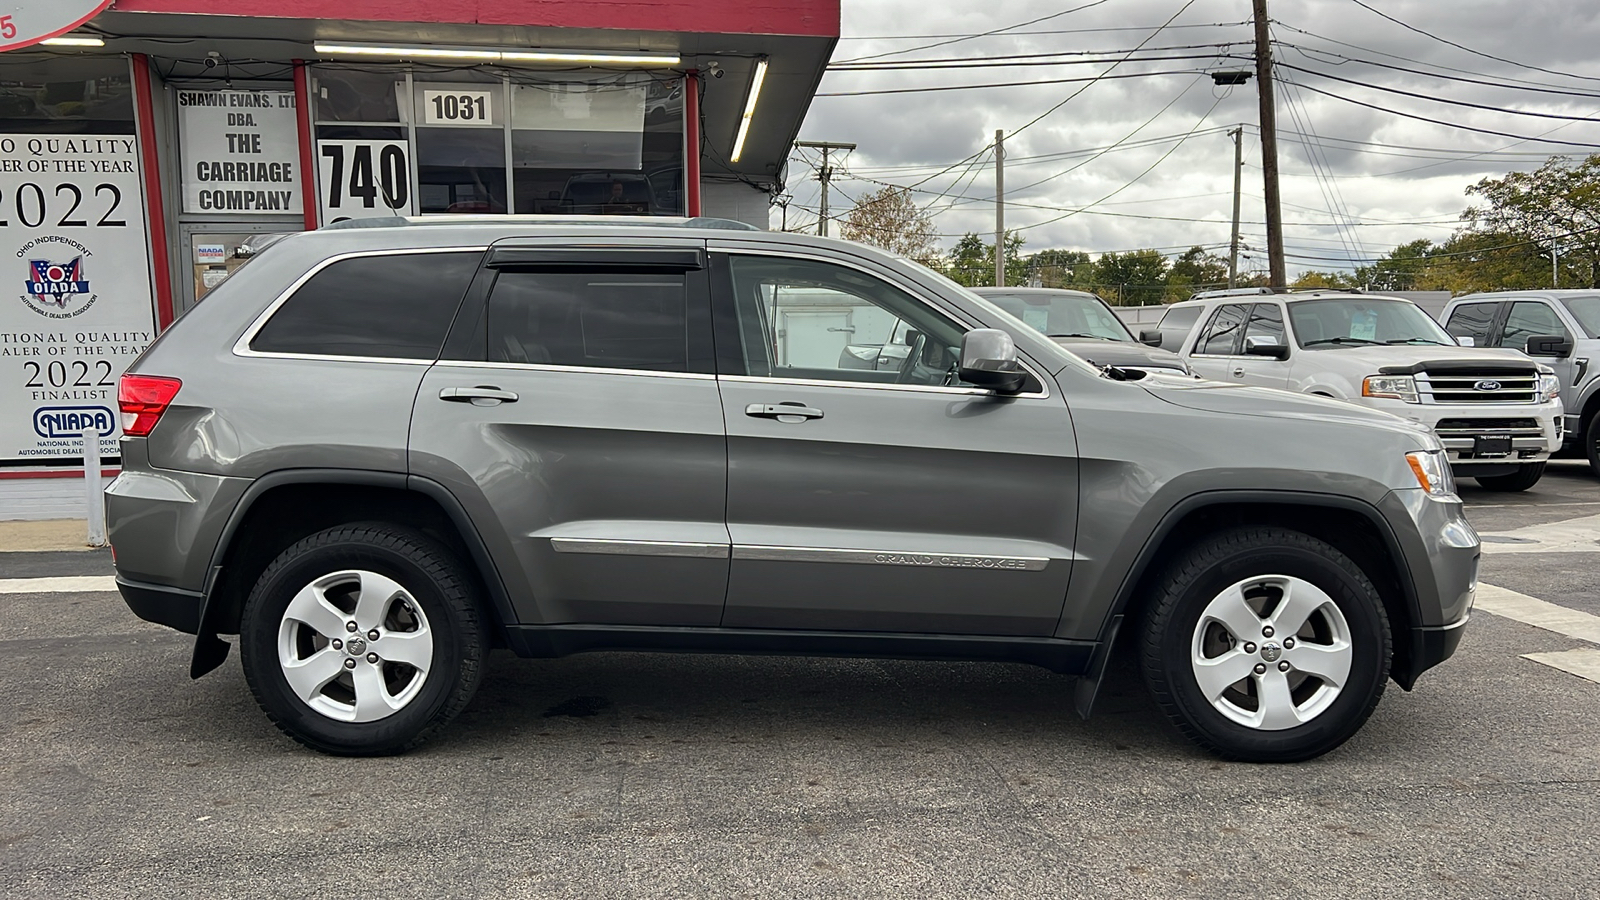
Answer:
[{"left": 0, "top": 519, "right": 96, "bottom": 552}]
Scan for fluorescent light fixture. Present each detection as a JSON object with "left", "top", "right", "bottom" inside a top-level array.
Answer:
[
  {"left": 314, "top": 43, "right": 678, "bottom": 66},
  {"left": 42, "top": 35, "right": 105, "bottom": 47},
  {"left": 729, "top": 57, "right": 768, "bottom": 163}
]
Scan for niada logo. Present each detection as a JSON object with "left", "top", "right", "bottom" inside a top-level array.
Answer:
[
  {"left": 33, "top": 406, "right": 115, "bottom": 439},
  {"left": 16, "top": 236, "right": 98, "bottom": 319}
]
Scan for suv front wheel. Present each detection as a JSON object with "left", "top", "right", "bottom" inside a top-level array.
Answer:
[
  {"left": 1473, "top": 462, "right": 1545, "bottom": 492},
  {"left": 240, "top": 523, "right": 488, "bottom": 755},
  {"left": 1141, "top": 527, "right": 1391, "bottom": 762}
]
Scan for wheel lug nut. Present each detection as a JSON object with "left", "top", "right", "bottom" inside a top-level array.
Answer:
[
  {"left": 1244, "top": 642, "right": 1257, "bottom": 654},
  {"left": 1253, "top": 663, "right": 1267, "bottom": 675},
  {"left": 343, "top": 658, "right": 356, "bottom": 669},
  {"left": 331, "top": 639, "right": 343, "bottom": 650},
  {"left": 1278, "top": 661, "right": 1291, "bottom": 672},
  {"left": 368, "top": 629, "right": 380, "bottom": 641},
  {"left": 1284, "top": 638, "right": 1295, "bottom": 649},
  {"left": 366, "top": 653, "right": 379, "bottom": 664},
  {"left": 345, "top": 621, "right": 358, "bottom": 633},
  {"left": 1262, "top": 626, "right": 1275, "bottom": 638}
]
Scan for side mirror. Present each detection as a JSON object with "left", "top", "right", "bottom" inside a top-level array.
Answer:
[
  {"left": 1525, "top": 334, "right": 1574, "bottom": 358},
  {"left": 958, "top": 328, "right": 1026, "bottom": 394},
  {"left": 1138, "top": 329, "right": 1164, "bottom": 348},
  {"left": 1243, "top": 334, "right": 1290, "bottom": 359},
  {"left": 1455, "top": 335, "right": 1475, "bottom": 347}
]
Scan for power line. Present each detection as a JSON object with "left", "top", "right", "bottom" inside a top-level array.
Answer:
[
  {"left": 1283, "top": 80, "right": 1600, "bottom": 149},
  {"left": 832, "top": 0, "right": 1116, "bottom": 65},
  {"left": 1278, "top": 61, "right": 1600, "bottom": 123},
  {"left": 1345, "top": 0, "right": 1600, "bottom": 85},
  {"left": 837, "top": 20, "right": 1250, "bottom": 41},
  {"left": 827, "top": 43, "right": 1247, "bottom": 70},
  {"left": 815, "top": 68, "right": 1204, "bottom": 97},
  {"left": 1277, "top": 42, "right": 1600, "bottom": 102}
]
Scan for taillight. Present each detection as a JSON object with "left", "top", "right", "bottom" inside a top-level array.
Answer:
[{"left": 118, "top": 374, "right": 182, "bottom": 437}]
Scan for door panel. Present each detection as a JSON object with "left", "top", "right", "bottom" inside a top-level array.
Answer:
[
  {"left": 711, "top": 250, "right": 1078, "bottom": 636},
  {"left": 1232, "top": 302, "right": 1292, "bottom": 388},
  {"left": 409, "top": 253, "right": 729, "bottom": 627},
  {"left": 1187, "top": 303, "right": 1249, "bottom": 381}
]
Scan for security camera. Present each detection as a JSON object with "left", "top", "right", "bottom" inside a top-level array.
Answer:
[
  {"left": 203, "top": 51, "right": 221, "bottom": 68},
  {"left": 706, "top": 61, "right": 724, "bottom": 79}
]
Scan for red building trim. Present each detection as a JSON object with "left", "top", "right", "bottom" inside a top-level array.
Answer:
[
  {"left": 0, "top": 468, "right": 121, "bottom": 480},
  {"left": 108, "top": 0, "right": 839, "bottom": 37},
  {"left": 684, "top": 71, "right": 701, "bottom": 217},
  {"left": 293, "top": 61, "right": 319, "bottom": 231},
  {"left": 130, "top": 54, "right": 175, "bottom": 331}
]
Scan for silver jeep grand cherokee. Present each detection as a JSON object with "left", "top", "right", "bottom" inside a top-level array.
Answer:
[{"left": 110, "top": 217, "right": 1479, "bottom": 762}]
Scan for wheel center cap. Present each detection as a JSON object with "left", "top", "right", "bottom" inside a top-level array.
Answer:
[
  {"left": 1260, "top": 642, "right": 1282, "bottom": 662},
  {"left": 345, "top": 637, "right": 367, "bottom": 656}
]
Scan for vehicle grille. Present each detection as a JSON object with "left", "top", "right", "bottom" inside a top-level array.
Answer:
[
  {"left": 1434, "top": 418, "right": 1543, "bottom": 436},
  {"left": 1416, "top": 368, "right": 1539, "bottom": 404}
]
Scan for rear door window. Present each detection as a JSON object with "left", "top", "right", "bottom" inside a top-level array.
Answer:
[
  {"left": 484, "top": 269, "right": 691, "bottom": 372},
  {"left": 1195, "top": 304, "right": 1249, "bottom": 355},
  {"left": 1444, "top": 302, "right": 1501, "bottom": 347},
  {"left": 250, "top": 251, "right": 480, "bottom": 359}
]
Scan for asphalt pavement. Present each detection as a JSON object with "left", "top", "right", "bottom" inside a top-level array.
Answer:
[{"left": 2, "top": 463, "right": 1599, "bottom": 898}]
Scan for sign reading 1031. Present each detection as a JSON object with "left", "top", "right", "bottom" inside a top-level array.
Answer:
[{"left": 316, "top": 140, "right": 413, "bottom": 224}]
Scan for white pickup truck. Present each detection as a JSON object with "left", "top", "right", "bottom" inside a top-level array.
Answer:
[{"left": 1158, "top": 290, "right": 1563, "bottom": 491}]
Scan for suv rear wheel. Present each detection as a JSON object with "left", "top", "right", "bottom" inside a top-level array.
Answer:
[
  {"left": 240, "top": 523, "right": 488, "bottom": 755},
  {"left": 1141, "top": 527, "right": 1390, "bottom": 762},
  {"left": 1473, "top": 462, "right": 1545, "bottom": 492},
  {"left": 1586, "top": 415, "right": 1600, "bottom": 478}
]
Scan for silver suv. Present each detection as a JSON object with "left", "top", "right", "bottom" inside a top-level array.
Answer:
[
  {"left": 1441, "top": 290, "right": 1600, "bottom": 476},
  {"left": 110, "top": 217, "right": 1478, "bottom": 762}
]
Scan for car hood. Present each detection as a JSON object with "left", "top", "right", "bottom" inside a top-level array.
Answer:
[
  {"left": 1139, "top": 375, "right": 1434, "bottom": 439},
  {"left": 1050, "top": 338, "right": 1188, "bottom": 371},
  {"left": 1299, "top": 344, "right": 1537, "bottom": 371}
]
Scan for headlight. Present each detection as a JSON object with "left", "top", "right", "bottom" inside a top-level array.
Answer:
[
  {"left": 1363, "top": 375, "right": 1419, "bottom": 403},
  {"left": 1539, "top": 374, "right": 1560, "bottom": 403},
  {"left": 1406, "top": 449, "right": 1456, "bottom": 497}
]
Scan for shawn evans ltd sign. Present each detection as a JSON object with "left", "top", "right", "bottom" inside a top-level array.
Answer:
[{"left": 178, "top": 89, "right": 301, "bottom": 214}]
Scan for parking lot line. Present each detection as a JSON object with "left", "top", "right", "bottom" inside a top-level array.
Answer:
[
  {"left": 1476, "top": 584, "right": 1600, "bottom": 645},
  {"left": 1522, "top": 648, "right": 1600, "bottom": 686},
  {"left": 1478, "top": 513, "right": 1600, "bottom": 554},
  {"left": 0, "top": 576, "right": 118, "bottom": 594}
]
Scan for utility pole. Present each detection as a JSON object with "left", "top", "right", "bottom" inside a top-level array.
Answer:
[
  {"left": 994, "top": 129, "right": 1006, "bottom": 287},
  {"left": 795, "top": 140, "right": 856, "bottom": 237},
  {"left": 1251, "top": 0, "right": 1286, "bottom": 289},
  {"left": 1228, "top": 126, "right": 1243, "bottom": 289}
]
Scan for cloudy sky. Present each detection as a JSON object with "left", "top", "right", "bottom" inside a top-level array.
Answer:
[{"left": 783, "top": 0, "right": 1600, "bottom": 277}]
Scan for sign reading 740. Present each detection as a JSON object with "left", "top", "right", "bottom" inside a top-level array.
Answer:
[{"left": 0, "top": 0, "right": 114, "bottom": 52}]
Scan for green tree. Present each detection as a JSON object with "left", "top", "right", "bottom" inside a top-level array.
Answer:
[
  {"left": 1092, "top": 249, "right": 1169, "bottom": 305},
  {"left": 839, "top": 186, "right": 941, "bottom": 267},
  {"left": 1019, "top": 248, "right": 1092, "bottom": 288},
  {"left": 1291, "top": 270, "right": 1357, "bottom": 290},
  {"left": 1411, "top": 231, "right": 1556, "bottom": 294},
  {"left": 1165, "top": 246, "right": 1229, "bottom": 299},
  {"left": 1464, "top": 154, "right": 1600, "bottom": 288},
  {"left": 944, "top": 231, "right": 1025, "bottom": 287},
  {"left": 1353, "top": 239, "right": 1437, "bottom": 291}
]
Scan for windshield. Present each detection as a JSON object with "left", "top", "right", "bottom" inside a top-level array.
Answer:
[
  {"left": 980, "top": 292, "right": 1133, "bottom": 341},
  {"left": 1287, "top": 298, "right": 1454, "bottom": 348},
  {"left": 1560, "top": 294, "right": 1600, "bottom": 338}
]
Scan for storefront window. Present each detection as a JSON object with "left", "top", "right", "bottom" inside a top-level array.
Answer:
[
  {"left": 309, "top": 66, "right": 681, "bottom": 222},
  {"left": 0, "top": 55, "right": 134, "bottom": 134}
]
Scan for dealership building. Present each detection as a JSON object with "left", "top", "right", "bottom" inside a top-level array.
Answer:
[{"left": 0, "top": 0, "right": 838, "bottom": 517}]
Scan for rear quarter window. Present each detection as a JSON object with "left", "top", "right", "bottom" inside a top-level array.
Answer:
[
  {"left": 249, "top": 251, "right": 481, "bottom": 359},
  {"left": 1157, "top": 305, "right": 1203, "bottom": 349}
]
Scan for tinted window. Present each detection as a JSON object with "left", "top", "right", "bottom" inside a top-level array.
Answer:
[
  {"left": 1445, "top": 302, "right": 1500, "bottom": 346},
  {"left": 1560, "top": 294, "right": 1600, "bottom": 338},
  {"left": 1157, "top": 305, "right": 1202, "bottom": 348},
  {"left": 1497, "top": 301, "right": 1569, "bottom": 351},
  {"left": 1243, "top": 303, "right": 1286, "bottom": 346},
  {"left": 251, "top": 252, "right": 479, "bottom": 358},
  {"left": 486, "top": 270, "right": 688, "bottom": 371},
  {"left": 1197, "top": 304, "right": 1249, "bottom": 355}
]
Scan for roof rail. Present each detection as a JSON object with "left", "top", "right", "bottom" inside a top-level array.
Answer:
[{"left": 321, "top": 214, "right": 761, "bottom": 232}]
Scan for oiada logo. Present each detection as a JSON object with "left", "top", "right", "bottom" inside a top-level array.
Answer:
[{"left": 20, "top": 252, "right": 98, "bottom": 318}]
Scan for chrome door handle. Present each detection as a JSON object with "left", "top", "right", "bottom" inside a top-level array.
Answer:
[
  {"left": 440, "top": 386, "right": 519, "bottom": 405},
  {"left": 745, "top": 402, "right": 824, "bottom": 421},
  {"left": 1232, "top": 367, "right": 1245, "bottom": 377}
]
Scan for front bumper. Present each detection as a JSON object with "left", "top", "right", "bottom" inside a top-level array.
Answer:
[
  {"left": 1381, "top": 487, "right": 1479, "bottom": 689},
  {"left": 1363, "top": 398, "right": 1562, "bottom": 470}
]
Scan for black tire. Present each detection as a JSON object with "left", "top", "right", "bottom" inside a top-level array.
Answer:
[
  {"left": 240, "top": 523, "right": 488, "bottom": 756},
  {"left": 1473, "top": 462, "right": 1546, "bottom": 492},
  {"left": 1587, "top": 415, "right": 1600, "bottom": 478},
  {"left": 1141, "top": 527, "right": 1391, "bottom": 763}
]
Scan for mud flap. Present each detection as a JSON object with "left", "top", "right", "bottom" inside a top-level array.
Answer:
[{"left": 1073, "top": 614, "right": 1122, "bottom": 720}]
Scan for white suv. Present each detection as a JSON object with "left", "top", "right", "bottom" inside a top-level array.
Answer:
[{"left": 1161, "top": 290, "right": 1563, "bottom": 491}]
